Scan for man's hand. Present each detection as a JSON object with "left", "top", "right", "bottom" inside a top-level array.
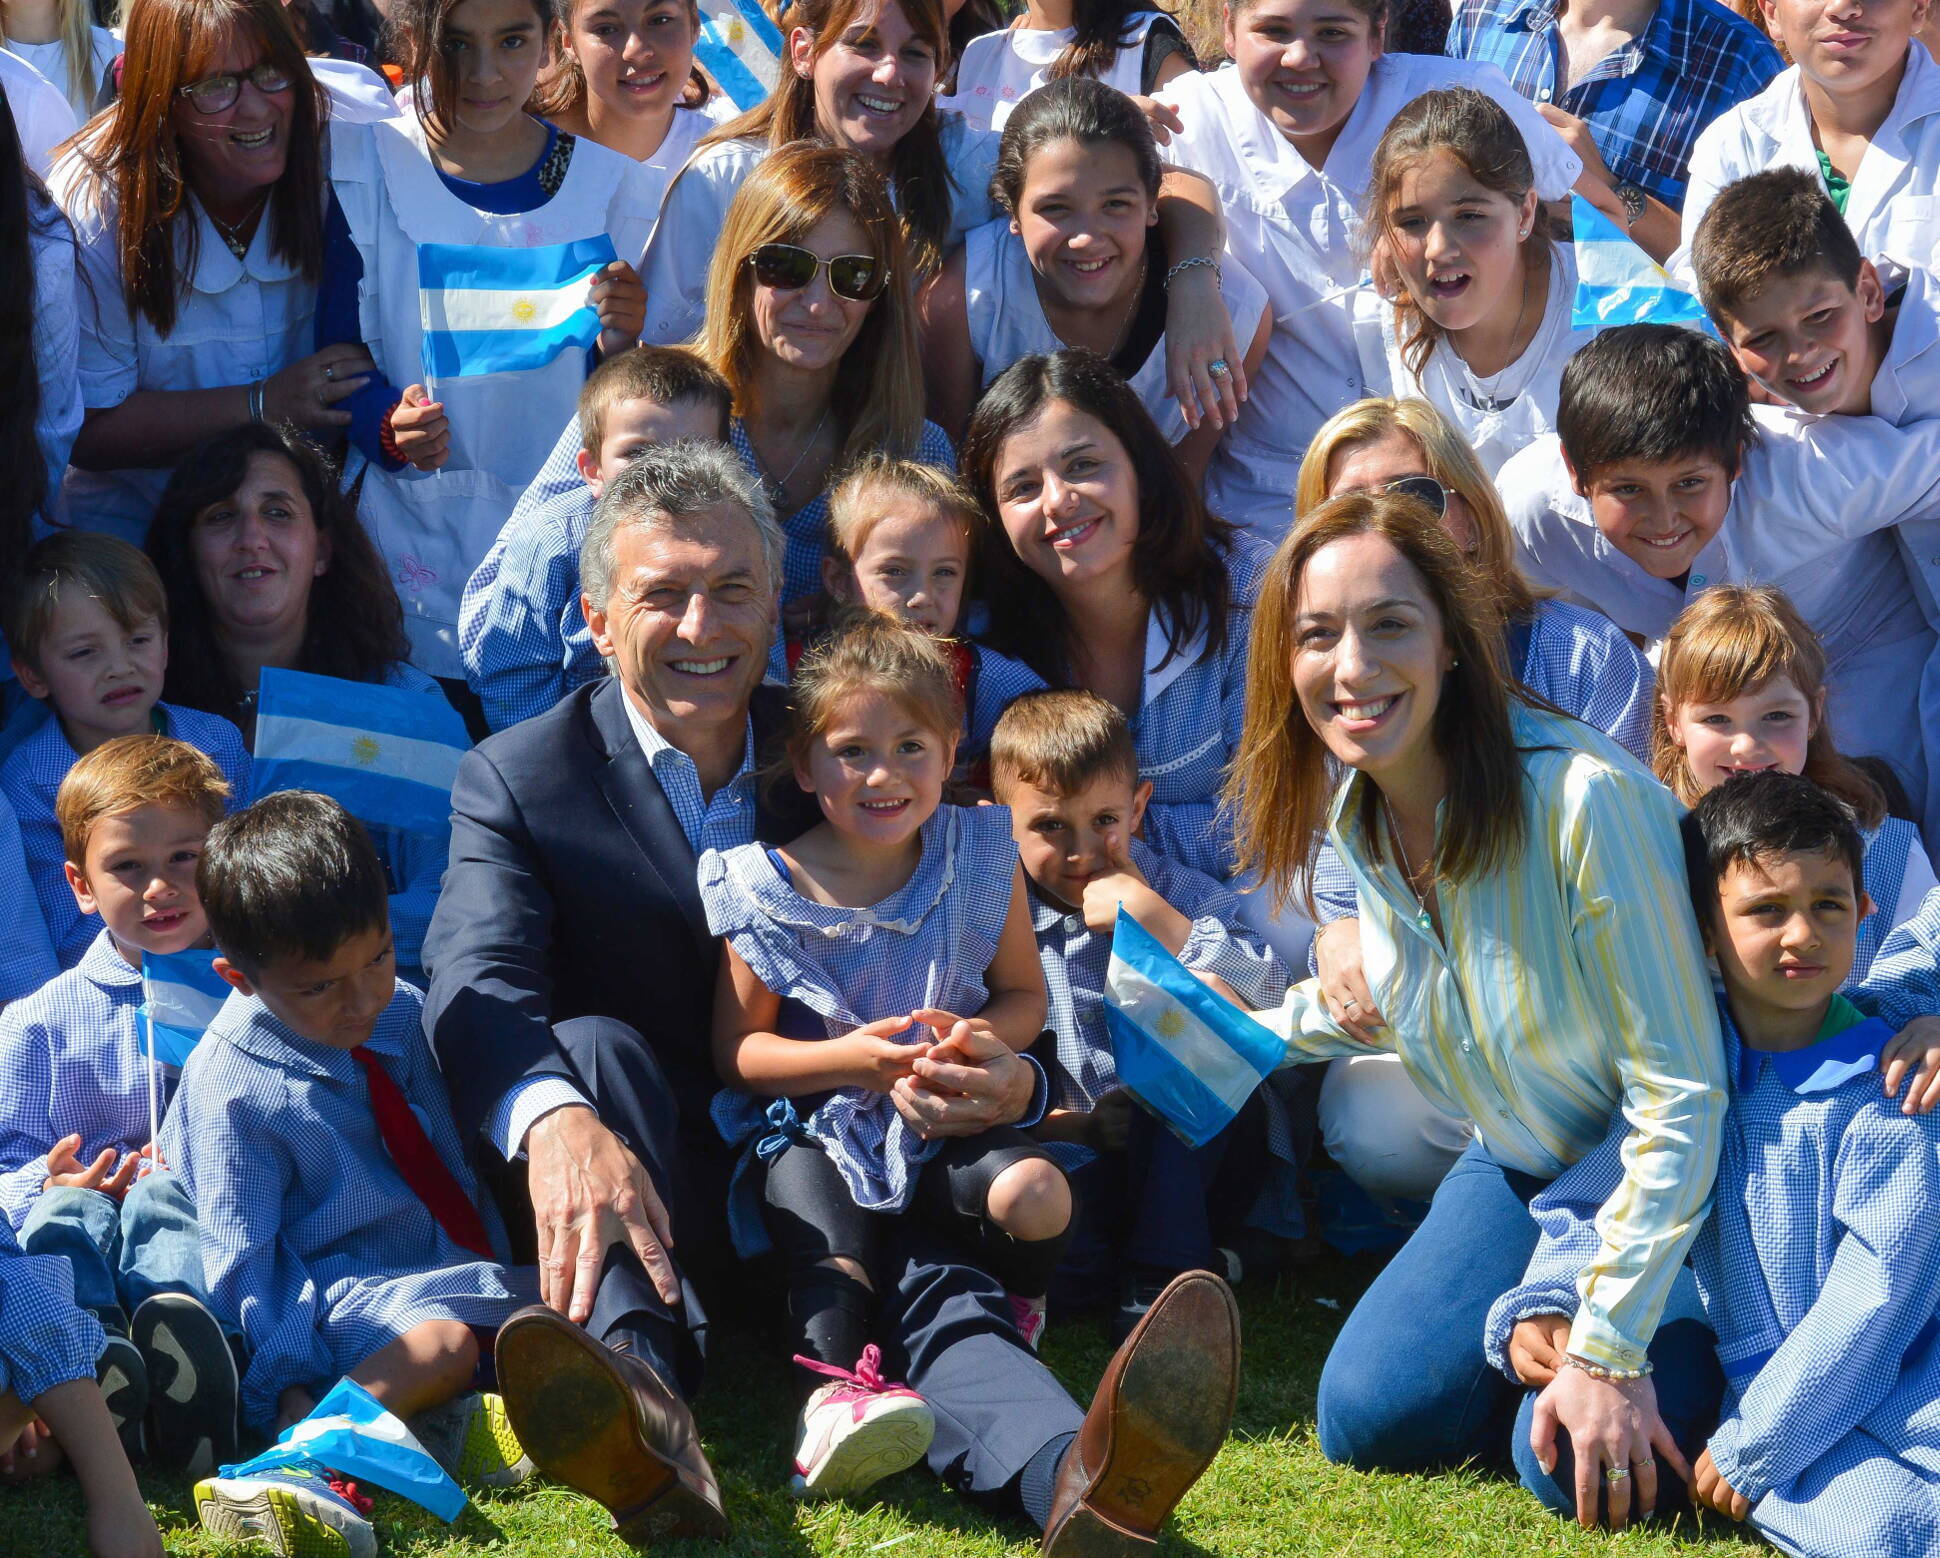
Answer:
[
  {"left": 1507, "top": 1313, "right": 1573, "bottom": 1387},
  {"left": 1529, "top": 1365, "right": 1690, "bottom": 1531},
  {"left": 43, "top": 1136, "right": 142, "bottom": 1198},
  {"left": 1690, "top": 1447, "right": 1751, "bottom": 1521},
  {"left": 527, "top": 1104, "right": 679, "bottom": 1322},
  {"left": 1881, "top": 1016, "right": 1940, "bottom": 1114},
  {"left": 891, "top": 1016, "right": 1035, "bottom": 1139}
]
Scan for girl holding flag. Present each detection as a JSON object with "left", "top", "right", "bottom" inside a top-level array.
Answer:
[{"left": 316, "top": 0, "right": 661, "bottom": 681}]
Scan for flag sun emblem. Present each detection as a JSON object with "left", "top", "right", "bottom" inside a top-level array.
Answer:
[
  {"left": 350, "top": 735, "right": 382, "bottom": 766},
  {"left": 1154, "top": 1006, "right": 1187, "bottom": 1040},
  {"left": 511, "top": 297, "right": 538, "bottom": 323}
]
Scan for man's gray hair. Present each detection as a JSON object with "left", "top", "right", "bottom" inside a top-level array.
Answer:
[{"left": 579, "top": 439, "right": 782, "bottom": 610}]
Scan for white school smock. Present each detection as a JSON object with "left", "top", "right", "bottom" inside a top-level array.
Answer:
[
  {"left": 1158, "top": 56, "right": 1582, "bottom": 538},
  {"left": 639, "top": 113, "right": 1001, "bottom": 344},
  {"left": 0, "top": 47, "right": 76, "bottom": 175},
  {"left": 961, "top": 216, "right": 1270, "bottom": 441},
  {"left": 50, "top": 137, "right": 316, "bottom": 547},
  {"left": 328, "top": 114, "right": 662, "bottom": 678},
  {"left": 29, "top": 201, "right": 82, "bottom": 514},
  {"left": 310, "top": 57, "right": 402, "bottom": 124},
  {"left": 1353, "top": 241, "right": 1594, "bottom": 478},
  {"left": 1679, "top": 45, "right": 1940, "bottom": 284},
  {"left": 7, "top": 28, "right": 119, "bottom": 120},
  {"left": 1497, "top": 412, "right": 1940, "bottom": 819},
  {"left": 938, "top": 13, "right": 1168, "bottom": 133}
]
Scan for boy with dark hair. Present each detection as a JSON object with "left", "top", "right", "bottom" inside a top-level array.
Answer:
[
  {"left": 459, "top": 346, "right": 732, "bottom": 732},
  {"left": 169, "top": 792, "right": 538, "bottom": 1554},
  {"left": 1498, "top": 321, "right": 1940, "bottom": 827},
  {"left": 1486, "top": 772, "right": 1940, "bottom": 1551},
  {"left": 990, "top": 690, "right": 1288, "bottom": 1337},
  {"left": 0, "top": 736, "right": 239, "bottom": 1475}
]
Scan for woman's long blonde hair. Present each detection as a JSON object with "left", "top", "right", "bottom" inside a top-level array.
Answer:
[
  {"left": 696, "top": 140, "right": 924, "bottom": 470},
  {"left": 1, "top": 0, "right": 101, "bottom": 113},
  {"left": 1297, "top": 396, "right": 1538, "bottom": 622},
  {"left": 1651, "top": 585, "right": 1885, "bottom": 827},
  {"left": 1225, "top": 491, "right": 1524, "bottom": 915}
]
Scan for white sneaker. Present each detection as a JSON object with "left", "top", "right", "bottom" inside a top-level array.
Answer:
[
  {"left": 790, "top": 1345, "right": 934, "bottom": 1497},
  {"left": 194, "top": 1457, "right": 377, "bottom": 1558}
]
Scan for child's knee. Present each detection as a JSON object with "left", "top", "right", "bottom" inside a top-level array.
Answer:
[
  {"left": 814, "top": 1254, "right": 874, "bottom": 1293},
  {"left": 986, "top": 1158, "right": 1071, "bottom": 1243},
  {"left": 405, "top": 1319, "right": 479, "bottom": 1385}
]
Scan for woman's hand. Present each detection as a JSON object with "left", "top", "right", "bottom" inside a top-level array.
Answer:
[
  {"left": 1529, "top": 1365, "right": 1690, "bottom": 1531},
  {"left": 1313, "top": 919, "right": 1384, "bottom": 1042},
  {"left": 590, "top": 261, "right": 646, "bottom": 355},
  {"left": 1690, "top": 1447, "right": 1751, "bottom": 1521},
  {"left": 1506, "top": 1312, "right": 1573, "bottom": 1387},
  {"left": 388, "top": 386, "right": 451, "bottom": 472},
  {"left": 832, "top": 1016, "right": 932, "bottom": 1093},
  {"left": 262, "top": 344, "right": 375, "bottom": 430},
  {"left": 1880, "top": 1016, "right": 1940, "bottom": 1114},
  {"left": 1163, "top": 263, "right": 1247, "bottom": 433}
]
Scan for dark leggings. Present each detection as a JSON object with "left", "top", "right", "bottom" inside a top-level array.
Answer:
[{"left": 763, "top": 1131, "right": 1070, "bottom": 1391}]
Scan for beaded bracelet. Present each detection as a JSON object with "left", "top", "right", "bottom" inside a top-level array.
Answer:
[
  {"left": 1564, "top": 1356, "right": 1654, "bottom": 1382},
  {"left": 1163, "top": 254, "right": 1221, "bottom": 289}
]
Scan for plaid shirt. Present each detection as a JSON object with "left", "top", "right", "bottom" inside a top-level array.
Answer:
[{"left": 1448, "top": 0, "right": 1782, "bottom": 208}]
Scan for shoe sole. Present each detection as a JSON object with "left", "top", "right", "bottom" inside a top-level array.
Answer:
[
  {"left": 194, "top": 1476, "right": 378, "bottom": 1558},
  {"left": 797, "top": 1398, "right": 935, "bottom": 1497},
  {"left": 1045, "top": 1271, "right": 1241, "bottom": 1557},
  {"left": 460, "top": 1393, "right": 536, "bottom": 1489},
  {"left": 96, "top": 1336, "right": 147, "bottom": 1463},
  {"left": 495, "top": 1311, "right": 726, "bottom": 1546},
  {"left": 133, "top": 1294, "right": 239, "bottom": 1479}
]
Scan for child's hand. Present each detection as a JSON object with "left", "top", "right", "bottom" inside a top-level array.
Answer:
[
  {"left": 1506, "top": 1313, "right": 1573, "bottom": 1387},
  {"left": 835, "top": 1016, "right": 932, "bottom": 1093},
  {"left": 590, "top": 261, "right": 646, "bottom": 355},
  {"left": 910, "top": 1007, "right": 1001, "bottom": 1059},
  {"left": 0, "top": 1417, "right": 58, "bottom": 1483},
  {"left": 1129, "top": 94, "right": 1181, "bottom": 146},
  {"left": 388, "top": 385, "right": 450, "bottom": 471},
  {"left": 44, "top": 1136, "right": 143, "bottom": 1198},
  {"left": 86, "top": 1485, "right": 162, "bottom": 1558},
  {"left": 275, "top": 1384, "right": 318, "bottom": 1434},
  {"left": 1690, "top": 1447, "right": 1750, "bottom": 1521},
  {"left": 1079, "top": 833, "right": 1160, "bottom": 935},
  {"left": 1084, "top": 1088, "right": 1136, "bottom": 1153},
  {"left": 1881, "top": 1016, "right": 1940, "bottom": 1114}
]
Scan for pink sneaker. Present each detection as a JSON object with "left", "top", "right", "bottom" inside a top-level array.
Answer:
[
  {"left": 790, "top": 1345, "right": 934, "bottom": 1497},
  {"left": 1009, "top": 1294, "right": 1047, "bottom": 1352}
]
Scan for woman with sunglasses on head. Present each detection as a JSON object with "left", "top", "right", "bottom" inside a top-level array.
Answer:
[
  {"left": 1289, "top": 394, "right": 1652, "bottom": 1205},
  {"left": 697, "top": 140, "right": 952, "bottom": 609},
  {"left": 48, "top": 0, "right": 373, "bottom": 547}
]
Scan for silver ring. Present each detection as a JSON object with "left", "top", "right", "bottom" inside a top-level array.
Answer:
[
  {"left": 1343, "top": 998, "right": 1360, "bottom": 1013},
  {"left": 1207, "top": 358, "right": 1231, "bottom": 377},
  {"left": 1605, "top": 1467, "right": 1631, "bottom": 1484},
  {"left": 323, "top": 364, "right": 334, "bottom": 381}
]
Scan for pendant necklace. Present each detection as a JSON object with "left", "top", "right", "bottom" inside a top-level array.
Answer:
[
  {"left": 205, "top": 190, "right": 269, "bottom": 261},
  {"left": 1382, "top": 793, "right": 1436, "bottom": 936},
  {"left": 754, "top": 404, "right": 832, "bottom": 511},
  {"left": 1455, "top": 260, "right": 1534, "bottom": 415}
]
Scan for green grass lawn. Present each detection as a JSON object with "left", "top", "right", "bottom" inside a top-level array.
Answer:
[{"left": 1, "top": 1253, "right": 1766, "bottom": 1557}]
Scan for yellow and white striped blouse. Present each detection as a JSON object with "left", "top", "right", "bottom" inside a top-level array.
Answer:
[{"left": 1266, "top": 702, "right": 1726, "bottom": 1372}]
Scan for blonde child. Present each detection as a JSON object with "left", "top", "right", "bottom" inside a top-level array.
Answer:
[
  {"left": 0, "top": 0, "right": 118, "bottom": 119},
  {"left": 1653, "top": 584, "right": 1936, "bottom": 981},
  {"left": 703, "top": 614, "right": 1065, "bottom": 1498}
]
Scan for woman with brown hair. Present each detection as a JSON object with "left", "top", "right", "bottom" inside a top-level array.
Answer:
[{"left": 50, "top": 0, "right": 374, "bottom": 545}]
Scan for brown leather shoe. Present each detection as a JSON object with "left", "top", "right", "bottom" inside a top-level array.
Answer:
[
  {"left": 495, "top": 1305, "right": 727, "bottom": 1546},
  {"left": 1040, "top": 1270, "right": 1239, "bottom": 1556}
]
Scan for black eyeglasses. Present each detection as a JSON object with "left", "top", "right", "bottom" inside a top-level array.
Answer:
[
  {"left": 176, "top": 61, "right": 295, "bottom": 115},
  {"left": 747, "top": 242, "right": 888, "bottom": 303},
  {"left": 1375, "top": 474, "right": 1456, "bottom": 518}
]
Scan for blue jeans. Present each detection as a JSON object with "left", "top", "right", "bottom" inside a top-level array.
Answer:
[
  {"left": 1316, "top": 1141, "right": 1549, "bottom": 1471},
  {"left": 19, "top": 1173, "right": 216, "bottom": 1328}
]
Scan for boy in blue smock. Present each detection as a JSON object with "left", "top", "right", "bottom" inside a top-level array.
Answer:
[
  {"left": 1486, "top": 772, "right": 1940, "bottom": 1554},
  {"left": 0, "top": 735, "right": 239, "bottom": 1474},
  {"left": 991, "top": 690, "right": 1289, "bottom": 1338},
  {"left": 168, "top": 791, "right": 539, "bottom": 1555}
]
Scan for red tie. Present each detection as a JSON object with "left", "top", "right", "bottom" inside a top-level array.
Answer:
[{"left": 351, "top": 1045, "right": 494, "bottom": 1260}]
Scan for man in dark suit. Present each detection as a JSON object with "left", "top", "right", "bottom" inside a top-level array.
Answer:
[{"left": 424, "top": 442, "right": 1239, "bottom": 1554}]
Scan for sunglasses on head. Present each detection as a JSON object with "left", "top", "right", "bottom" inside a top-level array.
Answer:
[
  {"left": 746, "top": 242, "right": 888, "bottom": 302},
  {"left": 1375, "top": 474, "right": 1454, "bottom": 518}
]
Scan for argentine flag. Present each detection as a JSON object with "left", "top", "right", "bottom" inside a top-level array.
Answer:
[
  {"left": 1104, "top": 909, "right": 1286, "bottom": 1149},
  {"left": 1571, "top": 196, "right": 1711, "bottom": 334},
  {"left": 252, "top": 669, "right": 471, "bottom": 839},
  {"left": 141, "top": 948, "right": 230, "bottom": 1074},
  {"left": 696, "top": 0, "right": 783, "bottom": 111},
  {"left": 418, "top": 235, "right": 618, "bottom": 381}
]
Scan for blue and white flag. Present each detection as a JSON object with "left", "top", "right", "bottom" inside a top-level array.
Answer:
[
  {"left": 141, "top": 948, "right": 229, "bottom": 1074},
  {"left": 1571, "top": 195, "right": 1711, "bottom": 334},
  {"left": 418, "top": 235, "right": 619, "bottom": 381},
  {"left": 252, "top": 669, "right": 471, "bottom": 840},
  {"left": 696, "top": 0, "right": 783, "bottom": 111},
  {"left": 1104, "top": 909, "right": 1285, "bottom": 1149},
  {"left": 220, "top": 1378, "right": 467, "bottom": 1522}
]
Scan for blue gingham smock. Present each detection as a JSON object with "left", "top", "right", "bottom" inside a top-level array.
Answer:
[
  {"left": 1487, "top": 998, "right": 1940, "bottom": 1557},
  {"left": 0, "top": 702, "right": 251, "bottom": 968},
  {"left": 698, "top": 803, "right": 1020, "bottom": 1213},
  {"left": 0, "top": 928, "right": 157, "bottom": 1232},
  {"left": 0, "top": 1215, "right": 104, "bottom": 1404},
  {"left": 163, "top": 980, "right": 538, "bottom": 1431}
]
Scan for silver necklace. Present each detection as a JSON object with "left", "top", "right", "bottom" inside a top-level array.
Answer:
[
  {"left": 1454, "top": 259, "right": 1535, "bottom": 415},
  {"left": 1049, "top": 255, "right": 1148, "bottom": 363},
  {"left": 1382, "top": 793, "right": 1436, "bottom": 935},
  {"left": 205, "top": 191, "right": 268, "bottom": 261},
  {"left": 753, "top": 405, "right": 832, "bottom": 510}
]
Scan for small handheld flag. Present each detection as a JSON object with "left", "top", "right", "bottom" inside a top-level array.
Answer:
[
  {"left": 1105, "top": 909, "right": 1285, "bottom": 1149},
  {"left": 138, "top": 946, "right": 230, "bottom": 1152},
  {"left": 695, "top": 0, "right": 783, "bottom": 111},
  {"left": 251, "top": 669, "right": 471, "bottom": 839},
  {"left": 418, "top": 235, "right": 619, "bottom": 381},
  {"left": 1570, "top": 196, "right": 1711, "bottom": 334}
]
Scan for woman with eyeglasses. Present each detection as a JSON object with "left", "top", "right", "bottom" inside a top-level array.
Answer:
[
  {"left": 1290, "top": 394, "right": 1653, "bottom": 1205},
  {"left": 48, "top": 0, "right": 371, "bottom": 547},
  {"left": 694, "top": 140, "right": 952, "bottom": 608}
]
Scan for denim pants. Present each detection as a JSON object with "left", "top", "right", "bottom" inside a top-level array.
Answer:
[{"left": 19, "top": 1172, "right": 214, "bottom": 1328}]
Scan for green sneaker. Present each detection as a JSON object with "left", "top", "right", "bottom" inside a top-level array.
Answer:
[
  {"left": 410, "top": 1390, "right": 535, "bottom": 1489},
  {"left": 193, "top": 1457, "right": 377, "bottom": 1558}
]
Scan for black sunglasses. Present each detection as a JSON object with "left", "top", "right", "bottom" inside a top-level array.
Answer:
[{"left": 747, "top": 242, "right": 888, "bottom": 303}]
